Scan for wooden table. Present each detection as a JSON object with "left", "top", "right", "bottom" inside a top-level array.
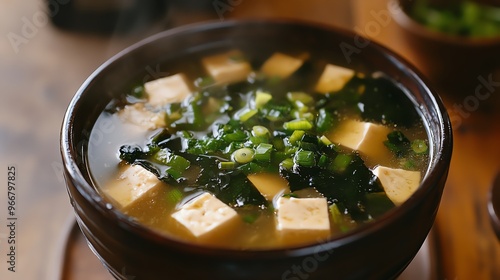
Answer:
[
  {"left": 353, "top": 1, "right": 500, "bottom": 279},
  {"left": 2, "top": 0, "right": 499, "bottom": 279}
]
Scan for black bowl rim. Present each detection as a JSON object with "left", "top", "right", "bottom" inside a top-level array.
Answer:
[
  {"left": 389, "top": 0, "right": 500, "bottom": 46},
  {"left": 61, "top": 18, "right": 453, "bottom": 259},
  {"left": 488, "top": 172, "right": 500, "bottom": 239}
]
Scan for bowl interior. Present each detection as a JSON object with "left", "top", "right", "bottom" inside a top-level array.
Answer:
[{"left": 62, "top": 19, "right": 452, "bottom": 253}]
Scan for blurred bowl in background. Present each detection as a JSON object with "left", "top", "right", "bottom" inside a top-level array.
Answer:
[
  {"left": 389, "top": 0, "right": 500, "bottom": 94},
  {"left": 49, "top": 0, "right": 169, "bottom": 34}
]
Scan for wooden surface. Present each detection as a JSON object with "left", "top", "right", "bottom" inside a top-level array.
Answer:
[
  {"left": 353, "top": 1, "right": 500, "bottom": 279},
  {"left": 1, "top": 0, "right": 499, "bottom": 279}
]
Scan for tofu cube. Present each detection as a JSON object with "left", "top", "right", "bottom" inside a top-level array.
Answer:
[
  {"left": 327, "top": 120, "right": 391, "bottom": 164},
  {"left": 247, "top": 173, "right": 290, "bottom": 200},
  {"left": 118, "top": 103, "right": 166, "bottom": 130},
  {"left": 202, "top": 50, "right": 252, "bottom": 84},
  {"left": 373, "top": 166, "right": 421, "bottom": 206},
  {"left": 276, "top": 197, "right": 330, "bottom": 231},
  {"left": 315, "top": 64, "right": 355, "bottom": 93},
  {"left": 144, "top": 73, "right": 191, "bottom": 106},
  {"left": 172, "top": 193, "right": 238, "bottom": 238},
  {"left": 260, "top": 52, "right": 304, "bottom": 78},
  {"left": 103, "top": 164, "right": 162, "bottom": 208}
]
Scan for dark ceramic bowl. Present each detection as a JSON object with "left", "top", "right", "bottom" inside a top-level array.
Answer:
[
  {"left": 60, "top": 19, "right": 453, "bottom": 280},
  {"left": 389, "top": 0, "right": 500, "bottom": 93},
  {"left": 488, "top": 172, "right": 500, "bottom": 240}
]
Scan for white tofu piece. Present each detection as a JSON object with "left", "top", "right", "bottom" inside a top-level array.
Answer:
[
  {"left": 103, "top": 164, "right": 162, "bottom": 208},
  {"left": 276, "top": 197, "right": 330, "bottom": 231},
  {"left": 118, "top": 103, "right": 166, "bottom": 130},
  {"left": 327, "top": 120, "right": 391, "bottom": 163},
  {"left": 144, "top": 73, "right": 191, "bottom": 106},
  {"left": 373, "top": 166, "right": 421, "bottom": 206},
  {"left": 247, "top": 173, "right": 290, "bottom": 200},
  {"left": 202, "top": 50, "right": 252, "bottom": 84},
  {"left": 315, "top": 64, "right": 355, "bottom": 93},
  {"left": 172, "top": 193, "right": 238, "bottom": 238},
  {"left": 260, "top": 52, "right": 304, "bottom": 78}
]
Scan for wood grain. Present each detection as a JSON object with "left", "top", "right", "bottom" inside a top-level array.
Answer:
[{"left": 353, "top": 1, "right": 500, "bottom": 279}]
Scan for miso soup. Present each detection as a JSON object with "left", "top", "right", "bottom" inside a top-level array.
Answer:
[{"left": 87, "top": 50, "right": 429, "bottom": 249}]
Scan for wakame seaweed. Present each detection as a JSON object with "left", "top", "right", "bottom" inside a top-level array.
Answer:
[{"left": 117, "top": 72, "right": 421, "bottom": 218}]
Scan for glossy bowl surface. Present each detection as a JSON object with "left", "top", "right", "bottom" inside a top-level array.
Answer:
[
  {"left": 61, "top": 19, "right": 453, "bottom": 280},
  {"left": 489, "top": 172, "right": 500, "bottom": 240}
]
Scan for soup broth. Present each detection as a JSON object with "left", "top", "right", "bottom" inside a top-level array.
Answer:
[{"left": 88, "top": 49, "right": 429, "bottom": 249}]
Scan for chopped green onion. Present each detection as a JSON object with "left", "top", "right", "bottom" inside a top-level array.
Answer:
[
  {"left": 218, "top": 161, "right": 236, "bottom": 170},
  {"left": 252, "top": 126, "right": 270, "bottom": 137},
  {"left": 170, "top": 155, "right": 191, "bottom": 170},
  {"left": 154, "top": 149, "right": 190, "bottom": 171},
  {"left": 331, "top": 154, "right": 351, "bottom": 173},
  {"left": 224, "top": 141, "right": 245, "bottom": 155},
  {"left": 273, "top": 151, "right": 288, "bottom": 163},
  {"left": 318, "top": 154, "right": 329, "bottom": 167},
  {"left": 284, "top": 146, "right": 298, "bottom": 156},
  {"left": 287, "top": 92, "right": 314, "bottom": 105},
  {"left": 329, "top": 204, "right": 355, "bottom": 232},
  {"left": 293, "top": 102, "right": 308, "bottom": 113},
  {"left": 165, "top": 167, "right": 183, "bottom": 180},
  {"left": 289, "top": 130, "right": 305, "bottom": 145},
  {"left": 293, "top": 111, "right": 314, "bottom": 122},
  {"left": 294, "top": 150, "right": 316, "bottom": 167},
  {"left": 319, "top": 135, "right": 332, "bottom": 146},
  {"left": 280, "top": 158, "right": 294, "bottom": 170},
  {"left": 255, "top": 91, "right": 272, "bottom": 109},
  {"left": 272, "top": 137, "right": 285, "bottom": 151},
  {"left": 235, "top": 108, "right": 258, "bottom": 122},
  {"left": 254, "top": 143, "right": 273, "bottom": 162},
  {"left": 283, "top": 119, "right": 313, "bottom": 130},
  {"left": 411, "top": 139, "right": 428, "bottom": 154},
  {"left": 223, "top": 130, "right": 248, "bottom": 142},
  {"left": 250, "top": 136, "right": 269, "bottom": 145},
  {"left": 232, "top": 148, "right": 254, "bottom": 163}
]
